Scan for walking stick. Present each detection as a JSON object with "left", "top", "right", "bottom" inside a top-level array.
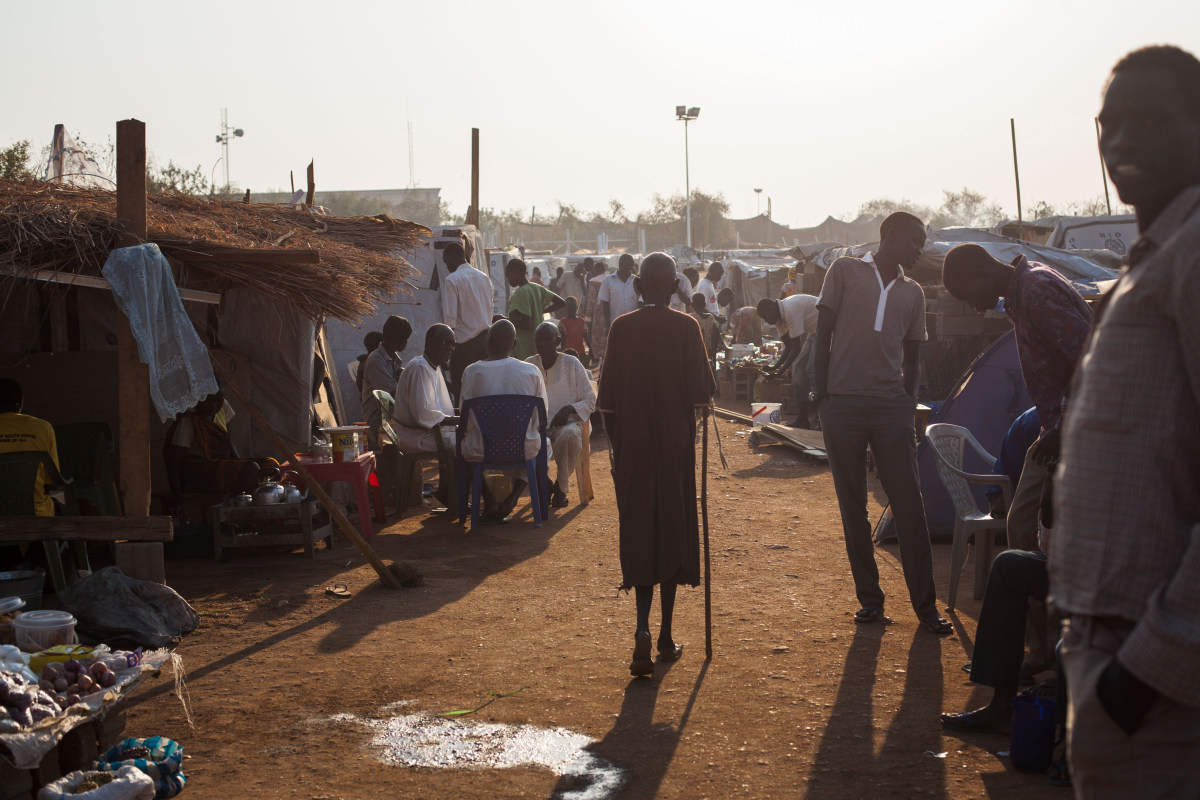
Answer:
[{"left": 702, "top": 405, "right": 713, "bottom": 660}]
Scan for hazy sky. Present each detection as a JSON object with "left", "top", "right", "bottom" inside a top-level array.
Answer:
[{"left": 4, "top": 1, "right": 1197, "bottom": 228}]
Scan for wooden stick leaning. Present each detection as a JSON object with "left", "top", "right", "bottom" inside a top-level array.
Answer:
[
  {"left": 702, "top": 405, "right": 713, "bottom": 660},
  {"left": 209, "top": 356, "right": 402, "bottom": 589}
]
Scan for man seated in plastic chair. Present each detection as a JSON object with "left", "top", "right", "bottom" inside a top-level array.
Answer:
[
  {"left": 527, "top": 321, "right": 595, "bottom": 507},
  {"left": 392, "top": 323, "right": 459, "bottom": 506},
  {"left": 0, "top": 378, "right": 60, "bottom": 517},
  {"left": 460, "top": 320, "right": 551, "bottom": 524}
]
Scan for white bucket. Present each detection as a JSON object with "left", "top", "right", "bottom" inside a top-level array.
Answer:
[{"left": 751, "top": 402, "right": 782, "bottom": 429}]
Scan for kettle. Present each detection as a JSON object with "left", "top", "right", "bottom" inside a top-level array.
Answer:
[
  {"left": 252, "top": 468, "right": 288, "bottom": 506},
  {"left": 284, "top": 481, "right": 307, "bottom": 504}
]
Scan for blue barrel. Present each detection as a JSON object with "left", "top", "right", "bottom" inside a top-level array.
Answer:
[{"left": 1010, "top": 695, "right": 1056, "bottom": 772}]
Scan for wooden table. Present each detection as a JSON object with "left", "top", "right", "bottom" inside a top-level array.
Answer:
[
  {"left": 210, "top": 500, "right": 332, "bottom": 560},
  {"left": 285, "top": 452, "right": 387, "bottom": 537}
]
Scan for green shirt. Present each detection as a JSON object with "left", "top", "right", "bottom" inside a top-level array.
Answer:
[{"left": 508, "top": 282, "right": 561, "bottom": 359}]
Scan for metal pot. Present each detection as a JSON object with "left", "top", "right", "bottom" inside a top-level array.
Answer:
[
  {"left": 284, "top": 484, "right": 307, "bottom": 504},
  {"left": 252, "top": 468, "right": 288, "bottom": 506},
  {"left": 231, "top": 493, "right": 253, "bottom": 507}
]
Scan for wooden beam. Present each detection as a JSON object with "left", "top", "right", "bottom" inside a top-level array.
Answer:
[
  {"left": 306, "top": 160, "right": 315, "bottom": 207},
  {"left": 467, "top": 128, "right": 480, "bottom": 227},
  {"left": 154, "top": 245, "right": 319, "bottom": 265},
  {"left": 115, "top": 119, "right": 151, "bottom": 518},
  {"left": 0, "top": 516, "right": 173, "bottom": 542},
  {"left": 2, "top": 267, "right": 222, "bottom": 304}
]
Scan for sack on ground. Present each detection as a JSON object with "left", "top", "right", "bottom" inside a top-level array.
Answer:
[
  {"left": 37, "top": 765, "right": 155, "bottom": 800},
  {"left": 58, "top": 567, "right": 199, "bottom": 649}
]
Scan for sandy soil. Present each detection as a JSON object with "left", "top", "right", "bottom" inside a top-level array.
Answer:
[{"left": 126, "top": 416, "right": 1065, "bottom": 799}]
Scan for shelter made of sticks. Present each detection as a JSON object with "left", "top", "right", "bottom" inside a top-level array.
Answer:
[{"left": 0, "top": 177, "right": 428, "bottom": 510}]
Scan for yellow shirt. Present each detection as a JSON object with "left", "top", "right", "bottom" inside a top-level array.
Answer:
[{"left": 0, "top": 412, "right": 60, "bottom": 516}]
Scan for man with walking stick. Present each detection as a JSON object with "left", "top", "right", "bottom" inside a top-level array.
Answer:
[{"left": 597, "top": 252, "right": 717, "bottom": 677}]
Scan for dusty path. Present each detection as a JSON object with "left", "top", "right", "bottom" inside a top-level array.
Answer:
[{"left": 128, "top": 420, "right": 1063, "bottom": 799}]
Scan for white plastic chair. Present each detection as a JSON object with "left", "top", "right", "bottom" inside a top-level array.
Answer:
[{"left": 925, "top": 423, "right": 1013, "bottom": 609}]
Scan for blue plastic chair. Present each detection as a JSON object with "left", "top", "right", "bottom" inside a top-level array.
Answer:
[{"left": 456, "top": 395, "right": 550, "bottom": 531}]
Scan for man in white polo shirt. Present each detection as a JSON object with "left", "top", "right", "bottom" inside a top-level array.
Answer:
[
  {"left": 812, "top": 211, "right": 951, "bottom": 636},
  {"left": 440, "top": 242, "right": 495, "bottom": 401}
]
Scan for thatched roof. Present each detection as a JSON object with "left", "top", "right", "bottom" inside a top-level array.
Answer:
[{"left": 0, "top": 178, "right": 430, "bottom": 323}]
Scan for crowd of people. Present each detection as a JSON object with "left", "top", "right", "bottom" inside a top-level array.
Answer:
[
  {"left": 3, "top": 42, "right": 1194, "bottom": 799},
  {"left": 360, "top": 45, "right": 1200, "bottom": 796}
]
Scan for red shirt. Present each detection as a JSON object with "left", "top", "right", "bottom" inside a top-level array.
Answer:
[{"left": 558, "top": 316, "right": 587, "bottom": 354}]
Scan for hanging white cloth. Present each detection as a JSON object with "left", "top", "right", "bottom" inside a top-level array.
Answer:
[{"left": 102, "top": 244, "right": 218, "bottom": 421}]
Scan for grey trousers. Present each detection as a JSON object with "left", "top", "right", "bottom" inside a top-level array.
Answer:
[
  {"left": 1063, "top": 616, "right": 1200, "bottom": 798},
  {"left": 820, "top": 394, "right": 938, "bottom": 619},
  {"left": 1006, "top": 447, "right": 1054, "bottom": 666}
]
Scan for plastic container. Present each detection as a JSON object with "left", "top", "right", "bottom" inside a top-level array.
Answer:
[
  {"left": 1010, "top": 695, "right": 1057, "bottom": 772},
  {"left": 324, "top": 426, "right": 361, "bottom": 463},
  {"left": 751, "top": 402, "right": 782, "bottom": 429},
  {"left": 0, "top": 570, "right": 44, "bottom": 611},
  {"left": 12, "top": 609, "right": 78, "bottom": 653},
  {"left": 0, "top": 596, "right": 26, "bottom": 645}
]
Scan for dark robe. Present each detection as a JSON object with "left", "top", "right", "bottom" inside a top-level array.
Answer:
[{"left": 597, "top": 305, "right": 716, "bottom": 588}]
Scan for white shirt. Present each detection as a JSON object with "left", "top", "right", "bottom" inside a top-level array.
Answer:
[
  {"left": 669, "top": 272, "right": 694, "bottom": 311},
  {"left": 460, "top": 358, "right": 549, "bottom": 462},
  {"left": 526, "top": 352, "right": 596, "bottom": 424},
  {"left": 695, "top": 277, "right": 719, "bottom": 313},
  {"left": 779, "top": 293, "right": 819, "bottom": 339},
  {"left": 392, "top": 355, "right": 454, "bottom": 452},
  {"left": 441, "top": 264, "right": 495, "bottom": 342},
  {"left": 597, "top": 273, "right": 639, "bottom": 323}
]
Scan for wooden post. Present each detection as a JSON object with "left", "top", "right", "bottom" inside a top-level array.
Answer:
[
  {"left": 467, "top": 128, "right": 480, "bottom": 227},
  {"left": 115, "top": 119, "right": 151, "bottom": 519},
  {"left": 306, "top": 160, "right": 315, "bottom": 207},
  {"left": 1010, "top": 118, "right": 1023, "bottom": 237},
  {"left": 1096, "top": 117, "right": 1113, "bottom": 215}
]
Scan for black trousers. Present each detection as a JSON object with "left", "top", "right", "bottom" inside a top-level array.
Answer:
[
  {"left": 448, "top": 329, "right": 489, "bottom": 402},
  {"left": 969, "top": 549, "right": 1048, "bottom": 693},
  {"left": 820, "top": 394, "right": 938, "bottom": 618}
]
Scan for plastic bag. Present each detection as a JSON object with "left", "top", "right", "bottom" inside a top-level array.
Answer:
[
  {"left": 58, "top": 567, "right": 198, "bottom": 650},
  {"left": 94, "top": 737, "right": 186, "bottom": 799},
  {"left": 37, "top": 765, "right": 155, "bottom": 800}
]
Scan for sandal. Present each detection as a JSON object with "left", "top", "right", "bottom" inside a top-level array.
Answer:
[
  {"left": 854, "top": 607, "right": 884, "bottom": 624},
  {"left": 940, "top": 709, "right": 1010, "bottom": 735},
  {"left": 325, "top": 583, "right": 351, "bottom": 598}
]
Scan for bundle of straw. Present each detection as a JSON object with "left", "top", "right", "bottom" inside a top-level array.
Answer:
[{"left": 0, "top": 179, "right": 429, "bottom": 323}]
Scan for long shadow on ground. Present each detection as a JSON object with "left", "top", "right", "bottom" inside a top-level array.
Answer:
[
  {"left": 549, "top": 658, "right": 708, "bottom": 799},
  {"left": 807, "top": 624, "right": 948, "bottom": 799}
]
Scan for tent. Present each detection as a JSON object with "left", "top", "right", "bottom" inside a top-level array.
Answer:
[
  {"left": 809, "top": 230, "right": 1118, "bottom": 289},
  {"left": 915, "top": 331, "right": 1032, "bottom": 541}
]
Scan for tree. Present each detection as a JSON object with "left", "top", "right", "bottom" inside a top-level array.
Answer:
[
  {"left": 939, "top": 187, "right": 1005, "bottom": 228},
  {"left": 0, "top": 140, "right": 35, "bottom": 180},
  {"left": 855, "top": 197, "right": 939, "bottom": 225},
  {"left": 148, "top": 160, "right": 209, "bottom": 195}
]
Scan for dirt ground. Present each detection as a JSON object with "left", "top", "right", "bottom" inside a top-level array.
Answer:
[{"left": 127, "top": 415, "right": 1066, "bottom": 799}]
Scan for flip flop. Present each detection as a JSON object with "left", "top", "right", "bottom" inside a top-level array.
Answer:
[
  {"left": 325, "top": 583, "right": 351, "bottom": 598},
  {"left": 940, "top": 710, "right": 1009, "bottom": 735}
]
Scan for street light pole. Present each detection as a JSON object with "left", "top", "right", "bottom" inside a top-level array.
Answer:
[{"left": 676, "top": 106, "right": 700, "bottom": 250}]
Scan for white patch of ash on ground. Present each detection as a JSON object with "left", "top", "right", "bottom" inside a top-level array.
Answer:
[{"left": 326, "top": 709, "right": 625, "bottom": 800}]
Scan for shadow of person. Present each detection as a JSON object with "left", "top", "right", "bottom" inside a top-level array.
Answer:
[
  {"left": 809, "top": 625, "right": 950, "bottom": 799},
  {"left": 548, "top": 659, "right": 709, "bottom": 799},
  {"left": 808, "top": 622, "right": 886, "bottom": 799}
]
